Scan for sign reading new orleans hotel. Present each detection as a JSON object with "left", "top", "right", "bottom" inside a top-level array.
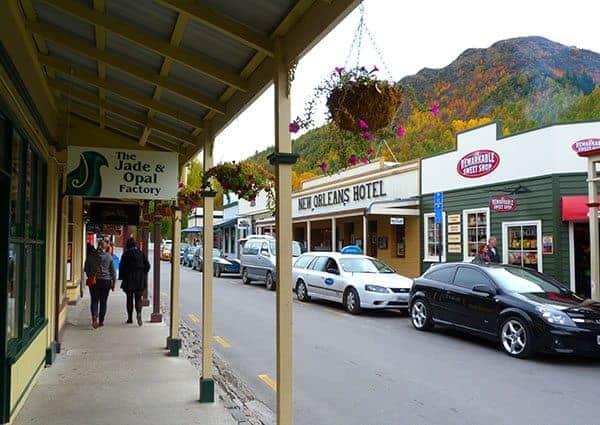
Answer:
[{"left": 298, "top": 180, "right": 387, "bottom": 211}]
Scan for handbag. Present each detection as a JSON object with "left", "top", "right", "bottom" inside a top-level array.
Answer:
[{"left": 86, "top": 256, "right": 100, "bottom": 286}]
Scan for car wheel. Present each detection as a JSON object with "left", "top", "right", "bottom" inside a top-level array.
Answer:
[
  {"left": 192, "top": 261, "right": 196, "bottom": 270},
  {"left": 241, "top": 268, "right": 251, "bottom": 285},
  {"left": 265, "top": 272, "right": 276, "bottom": 291},
  {"left": 296, "top": 280, "right": 310, "bottom": 302},
  {"left": 344, "top": 288, "right": 362, "bottom": 315},
  {"left": 214, "top": 265, "right": 222, "bottom": 278},
  {"left": 500, "top": 317, "right": 534, "bottom": 359},
  {"left": 410, "top": 298, "right": 434, "bottom": 331}
]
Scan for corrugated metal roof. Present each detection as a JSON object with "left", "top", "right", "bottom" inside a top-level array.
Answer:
[
  {"left": 180, "top": 20, "right": 256, "bottom": 74},
  {"left": 197, "top": 0, "right": 297, "bottom": 34},
  {"left": 105, "top": 33, "right": 163, "bottom": 74},
  {"left": 168, "top": 62, "right": 226, "bottom": 99},
  {"left": 106, "top": 92, "right": 148, "bottom": 115},
  {"left": 69, "top": 96, "right": 98, "bottom": 115},
  {"left": 153, "top": 111, "right": 194, "bottom": 134},
  {"left": 151, "top": 130, "right": 181, "bottom": 146},
  {"left": 46, "top": 40, "right": 97, "bottom": 72},
  {"left": 159, "top": 90, "right": 208, "bottom": 121},
  {"left": 55, "top": 71, "right": 98, "bottom": 97},
  {"left": 33, "top": 0, "right": 94, "bottom": 42},
  {"left": 105, "top": 0, "right": 177, "bottom": 42},
  {"left": 105, "top": 65, "right": 155, "bottom": 98}
]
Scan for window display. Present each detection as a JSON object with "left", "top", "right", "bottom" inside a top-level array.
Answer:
[
  {"left": 505, "top": 222, "right": 541, "bottom": 271},
  {"left": 424, "top": 213, "right": 445, "bottom": 261},
  {"left": 464, "top": 209, "right": 488, "bottom": 260}
]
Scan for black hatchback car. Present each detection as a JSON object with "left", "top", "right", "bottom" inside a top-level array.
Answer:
[{"left": 409, "top": 262, "right": 600, "bottom": 358}]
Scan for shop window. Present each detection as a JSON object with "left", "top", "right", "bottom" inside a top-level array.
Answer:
[
  {"left": 395, "top": 223, "right": 405, "bottom": 257},
  {"left": 7, "top": 243, "right": 20, "bottom": 342},
  {"left": 463, "top": 208, "right": 490, "bottom": 261},
  {"left": 424, "top": 212, "right": 446, "bottom": 262},
  {"left": 502, "top": 221, "right": 542, "bottom": 272}
]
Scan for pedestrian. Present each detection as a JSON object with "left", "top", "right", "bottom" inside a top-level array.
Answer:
[
  {"left": 119, "top": 237, "right": 150, "bottom": 326},
  {"left": 478, "top": 245, "right": 491, "bottom": 263},
  {"left": 84, "top": 240, "right": 116, "bottom": 329},
  {"left": 487, "top": 236, "right": 500, "bottom": 263}
]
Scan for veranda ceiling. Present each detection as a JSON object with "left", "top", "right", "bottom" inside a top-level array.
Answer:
[{"left": 18, "top": 0, "right": 358, "bottom": 159}]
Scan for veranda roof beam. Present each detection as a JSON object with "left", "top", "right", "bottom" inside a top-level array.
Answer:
[
  {"left": 155, "top": 0, "right": 275, "bottom": 57},
  {"left": 39, "top": 0, "right": 248, "bottom": 91},
  {"left": 38, "top": 54, "right": 206, "bottom": 130},
  {"left": 92, "top": 0, "right": 106, "bottom": 128}
]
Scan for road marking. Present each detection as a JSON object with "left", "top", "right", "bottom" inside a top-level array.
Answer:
[
  {"left": 213, "top": 335, "right": 231, "bottom": 348},
  {"left": 324, "top": 308, "right": 347, "bottom": 317},
  {"left": 188, "top": 313, "right": 200, "bottom": 323},
  {"left": 258, "top": 374, "right": 277, "bottom": 391}
]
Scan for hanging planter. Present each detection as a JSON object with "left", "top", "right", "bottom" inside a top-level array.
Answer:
[
  {"left": 202, "top": 161, "right": 274, "bottom": 205},
  {"left": 176, "top": 184, "right": 203, "bottom": 216}
]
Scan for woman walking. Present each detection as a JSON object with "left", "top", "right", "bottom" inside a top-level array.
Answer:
[
  {"left": 119, "top": 238, "right": 150, "bottom": 326},
  {"left": 84, "top": 240, "right": 116, "bottom": 328}
]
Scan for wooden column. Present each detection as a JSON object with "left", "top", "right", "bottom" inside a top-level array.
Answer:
[
  {"left": 588, "top": 157, "right": 600, "bottom": 300},
  {"left": 200, "top": 133, "right": 215, "bottom": 402},
  {"left": 168, "top": 207, "right": 182, "bottom": 355},
  {"left": 151, "top": 203, "right": 162, "bottom": 322}
]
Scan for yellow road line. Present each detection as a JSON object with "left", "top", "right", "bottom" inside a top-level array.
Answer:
[
  {"left": 324, "top": 308, "right": 347, "bottom": 317},
  {"left": 188, "top": 313, "right": 200, "bottom": 323},
  {"left": 213, "top": 335, "right": 231, "bottom": 348},
  {"left": 258, "top": 374, "right": 277, "bottom": 391}
]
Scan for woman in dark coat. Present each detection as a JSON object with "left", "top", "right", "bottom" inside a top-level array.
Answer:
[{"left": 119, "top": 238, "right": 150, "bottom": 326}]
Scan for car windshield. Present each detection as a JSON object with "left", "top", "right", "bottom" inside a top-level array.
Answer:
[
  {"left": 339, "top": 257, "right": 395, "bottom": 273},
  {"left": 212, "top": 249, "right": 221, "bottom": 257},
  {"left": 487, "top": 267, "right": 567, "bottom": 294},
  {"left": 269, "top": 242, "right": 303, "bottom": 257}
]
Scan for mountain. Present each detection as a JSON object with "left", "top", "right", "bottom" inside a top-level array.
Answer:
[{"left": 248, "top": 36, "right": 600, "bottom": 176}]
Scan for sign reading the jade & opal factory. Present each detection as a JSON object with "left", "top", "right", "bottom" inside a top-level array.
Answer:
[{"left": 66, "top": 146, "right": 178, "bottom": 200}]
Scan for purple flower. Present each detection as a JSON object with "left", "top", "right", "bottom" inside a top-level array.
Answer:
[
  {"left": 358, "top": 119, "right": 369, "bottom": 130},
  {"left": 320, "top": 161, "right": 328, "bottom": 172},
  {"left": 335, "top": 67, "right": 345, "bottom": 74},
  {"left": 367, "top": 147, "right": 375, "bottom": 155},
  {"left": 371, "top": 65, "right": 379, "bottom": 73},
  {"left": 362, "top": 131, "right": 373, "bottom": 141},
  {"left": 289, "top": 120, "right": 300, "bottom": 134},
  {"left": 360, "top": 157, "right": 369, "bottom": 164},
  {"left": 348, "top": 154, "right": 357, "bottom": 166},
  {"left": 396, "top": 126, "right": 405, "bottom": 138},
  {"left": 430, "top": 102, "right": 440, "bottom": 117}
]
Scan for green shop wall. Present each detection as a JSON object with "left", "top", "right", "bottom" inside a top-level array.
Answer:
[{"left": 421, "top": 173, "right": 588, "bottom": 286}]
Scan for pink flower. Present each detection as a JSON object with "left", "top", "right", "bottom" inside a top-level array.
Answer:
[
  {"left": 335, "top": 67, "right": 345, "bottom": 74},
  {"left": 360, "top": 157, "right": 369, "bottom": 164},
  {"left": 358, "top": 119, "right": 369, "bottom": 130},
  {"left": 362, "top": 131, "right": 373, "bottom": 141},
  {"left": 371, "top": 65, "right": 379, "bottom": 73},
  {"left": 396, "top": 126, "right": 405, "bottom": 138},
  {"left": 348, "top": 154, "right": 357, "bottom": 166},
  {"left": 430, "top": 102, "right": 440, "bottom": 117},
  {"left": 367, "top": 147, "right": 375, "bottom": 155},
  {"left": 320, "top": 161, "right": 328, "bottom": 172},
  {"left": 178, "top": 181, "right": 185, "bottom": 188},
  {"left": 289, "top": 120, "right": 300, "bottom": 133}
]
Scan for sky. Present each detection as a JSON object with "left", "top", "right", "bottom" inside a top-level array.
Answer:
[{"left": 212, "top": 0, "right": 600, "bottom": 163}]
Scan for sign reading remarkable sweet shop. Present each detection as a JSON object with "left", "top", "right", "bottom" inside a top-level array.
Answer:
[{"left": 65, "top": 146, "right": 178, "bottom": 200}]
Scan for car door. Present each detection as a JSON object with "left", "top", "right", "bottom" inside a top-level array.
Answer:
[
  {"left": 254, "top": 241, "right": 271, "bottom": 280},
  {"left": 326, "top": 258, "right": 346, "bottom": 303},
  {"left": 422, "top": 266, "right": 456, "bottom": 322},
  {"left": 448, "top": 266, "right": 498, "bottom": 334},
  {"left": 306, "top": 256, "right": 329, "bottom": 298}
]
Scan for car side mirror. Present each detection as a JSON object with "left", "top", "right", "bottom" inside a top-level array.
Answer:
[
  {"left": 260, "top": 249, "right": 270, "bottom": 256},
  {"left": 472, "top": 284, "right": 495, "bottom": 296},
  {"left": 327, "top": 268, "right": 339, "bottom": 275}
]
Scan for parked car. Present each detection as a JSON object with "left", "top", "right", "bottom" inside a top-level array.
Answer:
[
  {"left": 292, "top": 252, "right": 413, "bottom": 314},
  {"left": 183, "top": 246, "right": 199, "bottom": 267},
  {"left": 240, "top": 235, "right": 303, "bottom": 290},
  {"left": 213, "top": 255, "right": 241, "bottom": 277},
  {"left": 192, "top": 247, "right": 224, "bottom": 272},
  {"left": 160, "top": 245, "right": 172, "bottom": 261},
  {"left": 179, "top": 242, "right": 190, "bottom": 264},
  {"left": 409, "top": 262, "right": 600, "bottom": 359}
]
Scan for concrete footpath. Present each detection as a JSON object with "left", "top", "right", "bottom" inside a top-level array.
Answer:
[{"left": 14, "top": 291, "right": 236, "bottom": 425}]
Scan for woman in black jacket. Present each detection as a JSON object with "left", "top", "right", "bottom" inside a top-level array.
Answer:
[{"left": 119, "top": 238, "right": 150, "bottom": 326}]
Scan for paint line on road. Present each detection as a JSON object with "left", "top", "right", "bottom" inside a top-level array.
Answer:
[
  {"left": 188, "top": 313, "right": 200, "bottom": 323},
  {"left": 258, "top": 374, "right": 277, "bottom": 392},
  {"left": 214, "top": 335, "right": 231, "bottom": 348},
  {"left": 324, "top": 308, "right": 347, "bottom": 317}
]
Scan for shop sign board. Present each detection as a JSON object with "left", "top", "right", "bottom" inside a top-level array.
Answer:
[
  {"left": 542, "top": 235, "right": 554, "bottom": 254},
  {"left": 457, "top": 149, "right": 500, "bottom": 178},
  {"left": 571, "top": 138, "right": 600, "bottom": 157},
  {"left": 447, "top": 214, "right": 461, "bottom": 224},
  {"left": 434, "top": 191, "right": 444, "bottom": 224},
  {"left": 390, "top": 217, "right": 405, "bottom": 225},
  {"left": 448, "top": 234, "right": 461, "bottom": 243},
  {"left": 489, "top": 196, "right": 517, "bottom": 212},
  {"left": 66, "top": 146, "right": 178, "bottom": 200},
  {"left": 448, "top": 244, "right": 462, "bottom": 254},
  {"left": 448, "top": 224, "right": 461, "bottom": 233}
]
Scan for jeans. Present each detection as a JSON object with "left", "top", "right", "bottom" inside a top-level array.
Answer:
[
  {"left": 125, "top": 290, "right": 143, "bottom": 320},
  {"left": 89, "top": 280, "right": 111, "bottom": 323}
]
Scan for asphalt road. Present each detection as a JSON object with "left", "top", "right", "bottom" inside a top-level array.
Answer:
[{"left": 158, "top": 261, "right": 600, "bottom": 425}]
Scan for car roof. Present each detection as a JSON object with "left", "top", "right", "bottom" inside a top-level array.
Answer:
[{"left": 298, "top": 251, "right": 375, "bottom": 260}]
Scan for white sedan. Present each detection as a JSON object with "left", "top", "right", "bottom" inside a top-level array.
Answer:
[{"left": 292, "top": 252, "right": 413, "bottom": 314}]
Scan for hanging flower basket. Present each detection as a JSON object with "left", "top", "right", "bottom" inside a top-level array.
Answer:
[
  {"left": 327, "top": 82, "right": 403, "bottom": 132},
  {"left": 202, "top": 161, "right": 274, "bottom": 204},
  {"left": 176, "top": 185, "right": 203, "bottom": 216},
  {"left": 156, "top": 204, "right": 172, "bottom": 218}
]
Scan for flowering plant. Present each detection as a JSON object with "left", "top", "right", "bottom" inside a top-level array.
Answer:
[
  {"left": 201, "top": 161, "right": 274, "bottom": 204},
  {"left": 290, "top": 66, "right": 440, "bottom": 174},
  {"left": 176, "top": 182, "right": 203, "bottom": 215}
]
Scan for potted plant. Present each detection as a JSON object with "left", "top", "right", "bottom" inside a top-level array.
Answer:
[{"left": 202, "top": 161, "right": 274, "bottom": 205}]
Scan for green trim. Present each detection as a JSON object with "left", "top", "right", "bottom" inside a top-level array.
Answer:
[
  {"left": 6, "top": 319, "right": 48, "bottom": 365},
  {"left": 201, "top": 190, "right": 217, "bottom": 198},
  {"left": 167, "top": 338, "right": 181, "bottom": 357},
  {"left": 0, "top": 42, "right": 58, "bottom": 148},
  {"left": 199, "top": 377, "right": 215, "bottom": 403},
  {"left": 9, "top": 358, "right": 45, "bottom": 418},
  {"left": 268, "top": 152, "right": 299, "bottom": 165}
]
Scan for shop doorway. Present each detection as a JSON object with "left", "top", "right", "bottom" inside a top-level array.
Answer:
[
  {"left": 368, "top": 220, "right": 378, "bottom": 258},
  {"left": 573, "top": 222, "right": 592, "bottom": 298}
]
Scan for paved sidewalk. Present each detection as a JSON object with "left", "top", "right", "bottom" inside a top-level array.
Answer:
[{"left": 14, "top": 291, "right": 236, "bottom": 425}]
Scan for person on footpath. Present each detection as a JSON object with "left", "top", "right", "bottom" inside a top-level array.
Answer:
[
  {"left": 84, "top": 240, "right": 117, "bottom": 329},
  {"left": 487, "top": 236, "right": 500, "bottom": 263},
  {"left": 119, "top": 238, "right": 150, "bottom": 326}
]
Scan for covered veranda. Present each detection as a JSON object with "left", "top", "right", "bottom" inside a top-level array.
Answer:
[{"left": 0, "top": 1, "right": 359, "bottom": 423}]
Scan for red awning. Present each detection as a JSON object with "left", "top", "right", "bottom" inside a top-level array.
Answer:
[{"left": 562, "top": 196, "right": 595, "bottom": 221}]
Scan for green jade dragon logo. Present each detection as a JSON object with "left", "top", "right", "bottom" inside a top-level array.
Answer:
[{"left": 67, "top": 151, "right": 109, "bottom": 196}]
